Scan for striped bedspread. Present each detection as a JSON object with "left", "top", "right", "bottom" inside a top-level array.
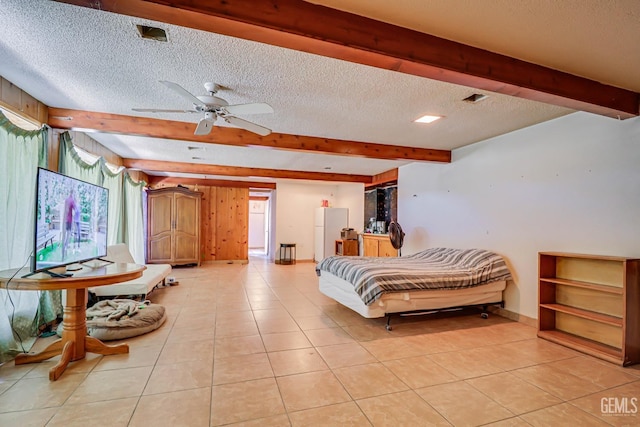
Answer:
[{"left": 316, "top": 247, "right": 512, "bottom": 305}]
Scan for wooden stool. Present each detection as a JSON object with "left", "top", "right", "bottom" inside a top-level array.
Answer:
[{"left": 277, "top": 243, "right": 296, "bottom": 264}]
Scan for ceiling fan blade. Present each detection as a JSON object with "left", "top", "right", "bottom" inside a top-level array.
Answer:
[
  {"left": 224, "top": 116, "right": 271, "bottom": 136},
  {"left": 132, "top": 108, "right": 198, "bottom": 113},
  {"left": 194, "top": 117, "right": 215, "bottom": 135},
  {"left": 224, "top": 102, "right": 274, "bottom": 115},
  {"left": 159, "top": 80, "right": 205, "bottom": 106}
]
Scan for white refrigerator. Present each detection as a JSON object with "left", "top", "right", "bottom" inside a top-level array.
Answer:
[{"left": 314, "top": 207, "right": 349, "bottom": 262}]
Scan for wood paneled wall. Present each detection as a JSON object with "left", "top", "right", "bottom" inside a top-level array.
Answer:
[
  {"left": 151, "top": 183, "right": 249, "bottom": 262},
  {"left": 0, "top": 76, "right": 48, "bottom": 125},
  {"left": 48, "top": 129, "right": 61, "bottom": 172}
]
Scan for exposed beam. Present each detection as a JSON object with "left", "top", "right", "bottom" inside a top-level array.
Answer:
[
  {"left": 123, "top": 158, "right": 372, "bottom": 183},
  {"left": 368, "top": 168, "right": 399, "bottom": 188},
  {"left": 54, "top": 0, "right": 639, "bottom": 118},
  {"left": 148, "top": 176, "right": 276, "bottom": 189},
  {"left": 48, "top": 108, "right": 451, "bottom": 163}
]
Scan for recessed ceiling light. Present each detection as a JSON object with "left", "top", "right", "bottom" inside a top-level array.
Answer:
[{"left": 414, "top": 115, "right": 442, "bottom": 124}]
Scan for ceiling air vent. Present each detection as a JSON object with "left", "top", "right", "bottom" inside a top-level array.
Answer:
[
  {"left": 136, "top": 25, "right": 168, "bottom": 42},
  {"left": 463, "top": 93, "right": 488, "bottom": 103}
]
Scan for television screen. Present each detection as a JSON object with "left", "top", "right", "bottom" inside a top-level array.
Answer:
[{"left": 33, "top": 168, "right": 108, "bottom": 273}]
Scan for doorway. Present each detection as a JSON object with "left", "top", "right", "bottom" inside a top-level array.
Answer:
[{"left": 249, "top": 196, "right": 270, "bottom": 256}]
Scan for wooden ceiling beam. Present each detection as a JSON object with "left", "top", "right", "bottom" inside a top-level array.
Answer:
[
  {"left": 147, "top": 176, "right": 276, "bottom": 189},
  {"left": 123, "top": 158, "right": 373, "bottom": 183},
  {"left": 48, "top": 108, "right": 451, "bottom": 163},
  {"left": 367, "top": 168, "right": 399, "bottom": 189},
  {"left": 54, "top": 0, "right": 639, "bottom": 118}
]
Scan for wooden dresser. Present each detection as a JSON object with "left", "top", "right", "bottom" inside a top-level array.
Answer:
[
  {"left": 362, "top": 234, "right": 397, "bottom": 257},
  {"left": 538, "top": 252, "right": 640, "bottom": 366},
  {"left": 147, "top": 187, "right": 201, "bottom": 266}
]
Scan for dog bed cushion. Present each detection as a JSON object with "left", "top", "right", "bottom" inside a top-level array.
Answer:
[{"left": 57, "top": 299, "right": 166, "bottom": 341}]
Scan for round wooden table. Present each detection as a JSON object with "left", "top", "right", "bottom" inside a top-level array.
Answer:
[{"left": 0, "top": 262, "right": 145, "bottom": 380}]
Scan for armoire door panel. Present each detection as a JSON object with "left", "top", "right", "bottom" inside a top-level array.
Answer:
[
  {"left": 149, "top": 235, "right": 173, "bottom": 263},
  {"left": 174, "top": 193, "right": 199, "bottom": 236},
  {"left": 148, "top": 194, "right": 173, "bottom": 237},
  {"left": 174, "top": 234, "right": 198, "bottom": 263}
]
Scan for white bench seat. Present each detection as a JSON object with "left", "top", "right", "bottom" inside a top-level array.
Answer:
[{"left": 88, "top": 244, "right": 171, "bottom": 298}]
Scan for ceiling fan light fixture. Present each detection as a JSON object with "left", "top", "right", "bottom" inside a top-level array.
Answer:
[
  {"left": 195, "top": 117, "right": 214, "bottom": 135},
  {"left": 134, "top": 80, "right": 273, "bottom": 136},
  {"left": 414, "top": 115, "right": 442, "bottom": 124}
]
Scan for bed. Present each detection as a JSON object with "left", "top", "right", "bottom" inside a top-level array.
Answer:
[{"left": 316, "top": 247, "right": 512, "bottom": 329}]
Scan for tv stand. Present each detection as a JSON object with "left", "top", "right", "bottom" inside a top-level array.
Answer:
[
  {"left": 0, "top": 263, "right": 145, "bottom": 380},
  {"left": 81, "top": 258, "right": 114, "bottom": 269},
  {"left": 21, "top": 269, "right": 72, "bottom": 279}
]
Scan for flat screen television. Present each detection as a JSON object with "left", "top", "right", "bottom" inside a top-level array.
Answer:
[{"left": 32, "top": 168, "right": 108, "bottom": 274}]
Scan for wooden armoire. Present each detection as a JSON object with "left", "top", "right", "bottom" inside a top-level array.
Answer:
[{"left": 146, "top": 187, "right": 201, "bottom": 266}]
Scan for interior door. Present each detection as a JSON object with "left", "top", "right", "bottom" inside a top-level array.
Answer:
[{"left": 249, "top": 200, "right": 266, "bottom": 249}]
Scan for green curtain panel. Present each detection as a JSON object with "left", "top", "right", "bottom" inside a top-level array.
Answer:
[
  {"left": 0, "top": 111, "right": 60, "bottom": 363},
  {"left": 102, "top": 165, "right": 124, "bottom": 245},
  {"left": 58, "top": 132, "right": 103, "bottom": 186}
]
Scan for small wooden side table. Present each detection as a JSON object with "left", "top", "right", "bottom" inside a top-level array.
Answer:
[{"left": 335, "top": 239, "right": 358, "bottom": 256}]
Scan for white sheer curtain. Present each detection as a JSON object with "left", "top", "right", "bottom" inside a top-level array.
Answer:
[
  {"left": 102, "top": 166, "right": 124, "bottom": 245},
  {"left": 123, "top": 173, "right": 146, "bottom": 264},
  {"left": 0, "top": 112, "right": 49, "bottom": 362}
]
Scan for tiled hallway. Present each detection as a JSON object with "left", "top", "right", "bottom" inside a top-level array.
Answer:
[{"left": 1, "top": 259, "right": 639, "bottom": 426}]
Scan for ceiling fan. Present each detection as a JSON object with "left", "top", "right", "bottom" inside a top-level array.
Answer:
[{"left": 132, "top": 80, "right": 273, "bottom": 136}]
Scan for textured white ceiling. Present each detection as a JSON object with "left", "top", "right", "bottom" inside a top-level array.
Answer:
[
  {"left": 310, "top": 0, "right": 640, "bottom": 92},
  {"left": 0, "top": 0, "right": 637, "bottom": 181}
]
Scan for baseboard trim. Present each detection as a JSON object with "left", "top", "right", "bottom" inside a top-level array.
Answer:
[
  {"left": 201, "top": 259, "right": 249, "bottom": 265},
  {"left": 274, "top": 259, "right": 315, "bottom": 264},
  {"left": 489, "top": 306, "right": 537, "bottom": 328}
]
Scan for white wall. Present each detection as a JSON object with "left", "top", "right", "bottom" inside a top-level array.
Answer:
[
  {"left": 268, "top": 190, "right": 277, "bottom": 262},
  {"left": 335, "top": 183, "right": 365, "bottom": 232},
  {"left": 274, "top": 180, "right": 364, "bottom": 261},
  {"left": 399, "top": 112, "right": 640, "bottom": 319}
]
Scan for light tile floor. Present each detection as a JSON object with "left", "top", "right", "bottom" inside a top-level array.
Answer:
[{"left": 1, "top": 259, "right": 640, "bottom": 426}]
